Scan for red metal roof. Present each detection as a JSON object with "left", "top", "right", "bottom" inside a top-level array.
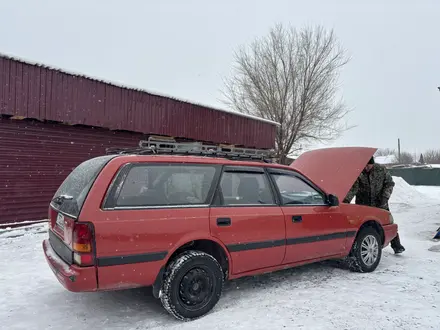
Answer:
[{"left": 0, "top": 53, "right": 278, "bottom": 149}]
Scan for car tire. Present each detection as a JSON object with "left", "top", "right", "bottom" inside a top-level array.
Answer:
[
  {"left": 160, "top": 250, "right": 224, "bottom": 321},
  {"left": 346, "top": 227, "right": 382, "bottom": 273}
]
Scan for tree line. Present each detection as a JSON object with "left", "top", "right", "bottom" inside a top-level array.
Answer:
[{"left": 375, "top": 148, "right": 440, "bottom": 165}]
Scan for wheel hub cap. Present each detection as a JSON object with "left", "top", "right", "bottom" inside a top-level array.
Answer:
[{"left": 361, "top": 235, "right": 379, "bottom": 267}]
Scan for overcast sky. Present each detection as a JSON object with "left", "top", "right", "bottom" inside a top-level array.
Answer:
[{"left": 1, "top": 0, "right": 439, "bottom": 154}]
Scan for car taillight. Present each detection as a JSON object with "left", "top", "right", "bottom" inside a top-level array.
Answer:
[
  {"left": 72, "top": 222, "right": 95, "bottom": 267},
  {"left": 73, "top": 252, "right": 94, "bottom": 266},
  {"left": 73, "top": 223, "right": 93, "bottom": 252}
]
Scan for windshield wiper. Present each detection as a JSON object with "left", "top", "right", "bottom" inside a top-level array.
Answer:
[{"left": 52, "top": 194, "right": 74, "bottom": 205}]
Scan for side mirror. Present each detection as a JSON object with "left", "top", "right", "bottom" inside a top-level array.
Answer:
[{"left": 328, "top": 194, "right": 339, "bottom": 207}]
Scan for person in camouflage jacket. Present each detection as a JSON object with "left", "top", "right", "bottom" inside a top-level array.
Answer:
[{"left": 343, "top": 156, "right": 405, "bottom": 254}]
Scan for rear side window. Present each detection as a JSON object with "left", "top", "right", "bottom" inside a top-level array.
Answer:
[
  {"left": 52, "top": 155, "right": 116, "bottom": 217},
  {"left": 113, "top": 165, "right": 217, "bottom": 207},
  {"left": 219, "top": 171, "right": 274, "bottom": 205}
]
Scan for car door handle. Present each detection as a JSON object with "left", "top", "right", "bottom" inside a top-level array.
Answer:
[
  {"left": 292, "top": 215, "right": 302, "bottom": 223},
  {"left": 217, "top": 218, "right": 231, "bottom": 227}
]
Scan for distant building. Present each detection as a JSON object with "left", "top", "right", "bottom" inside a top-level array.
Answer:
[
  {"left": 0, "top": 53, "right": 279, "bottom": 226},
  {"left": 375, "top": 154, "right": 397, "bottom": 165}
]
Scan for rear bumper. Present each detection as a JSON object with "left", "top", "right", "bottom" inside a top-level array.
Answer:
[
  {"left": 43, "top": 239, "right": 97, "bottom": 292},
  {"left": 383, "top": 223, "right": 398, "bottom": 247}
]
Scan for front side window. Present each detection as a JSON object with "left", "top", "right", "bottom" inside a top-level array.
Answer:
[
  {"left": 115, "top": 165, "right": 217, "bottom": 207},
  {"left": 271, "top": 174, "right": 326, "bottom": 206},
  {"left": 219, "top": 171, "right": 275, "bottom": 205}
]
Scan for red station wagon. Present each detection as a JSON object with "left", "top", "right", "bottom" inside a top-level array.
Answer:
[{"left": 42, "top": 141, "right": 398, "bottom": 321}]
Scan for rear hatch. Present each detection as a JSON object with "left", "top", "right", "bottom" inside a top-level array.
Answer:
[{"left": 48, "top": 155, "right": 116, "bottom": 265}]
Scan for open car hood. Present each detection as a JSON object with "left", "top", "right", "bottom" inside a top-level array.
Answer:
[{"left": 290, "top": 147, "right": 377, "bottom": 202}]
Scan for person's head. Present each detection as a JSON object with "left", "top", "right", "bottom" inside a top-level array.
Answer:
[{"left": 365, "top": 156, "right": 375, "bottom": 172}]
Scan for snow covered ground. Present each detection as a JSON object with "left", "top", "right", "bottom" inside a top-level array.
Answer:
[{"left": 1, "top": 178, "right": 439, "bottom": 330}]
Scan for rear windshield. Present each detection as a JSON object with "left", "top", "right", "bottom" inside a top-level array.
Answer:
[{"left": 52, "top": 155, "right": 116, "bottom": 217}]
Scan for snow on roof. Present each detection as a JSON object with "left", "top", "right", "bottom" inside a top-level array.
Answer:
[
  {"left": 0, "top": 51, "right": 280, "bottom": 127},
  {"left": 375, "top": 154, "right": 397, "bottom": 164}
]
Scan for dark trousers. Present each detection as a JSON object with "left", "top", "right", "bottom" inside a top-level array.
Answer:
[{"left": 390, "top": 233, "right": 403, "bottom": 249}]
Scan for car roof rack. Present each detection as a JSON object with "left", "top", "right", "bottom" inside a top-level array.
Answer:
[{"left": 106, "top": 137, "right": 276, "bottom": 163}]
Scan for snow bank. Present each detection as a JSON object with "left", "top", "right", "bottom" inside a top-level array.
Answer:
[
  {"left": 0, "top": 222, "right": 47, "bottom": 239},
  {"left": 415, "top": 185, "right": 440, "bottom": 201},
  {"left": 389, "top": 176, "right": 435, "bottom": 206},
  {"left": 1, "top": 179, "right": 440, "bottom": 329}
]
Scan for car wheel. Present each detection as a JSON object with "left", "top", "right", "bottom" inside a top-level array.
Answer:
[
  {"left": 346, "top": 227, "right": 382, "bottom": 273},
  {"left": 160, "top": 250, "right": 224, "bottom": 321}
]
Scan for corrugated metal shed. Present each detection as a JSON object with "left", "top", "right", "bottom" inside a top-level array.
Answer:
[
  {"left": 0, "top": 53, "right": 278, "bottom": 149},
  {"left": 0, "top": 117, "right": 144, "bottom": 226},
  {"left": 0, "top": 53, "right": 280, "bottom": 226}
]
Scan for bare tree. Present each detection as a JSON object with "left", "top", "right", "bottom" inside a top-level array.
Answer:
[
  {"left": 375, "top": 148, "right": 396, "bottom": 157},
  {"left": 222, "top": 24, "right": 352, "bottom": 164},
  {"left": 397, "top": 151, "right": 414, "bottom": 164},
  {"left": 423, "top": 149, "right": 440, "bottom": 164}
]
